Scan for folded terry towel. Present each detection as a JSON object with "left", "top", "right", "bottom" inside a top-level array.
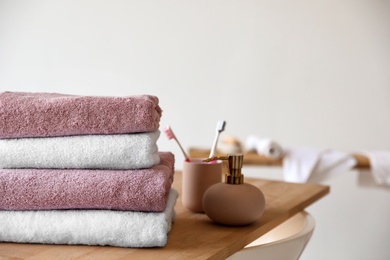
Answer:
[
  {"left": 0, "top": 91, "right": 162, "bottom": 138},
  {"left": 0, "top": 130, "right": 160, "bottom": 169},
  {"left": 0, "top": 189, "right": 178, "bottom": 248},
  {"left": 0, "top": 152, "right": 174, "bottom": 211}
]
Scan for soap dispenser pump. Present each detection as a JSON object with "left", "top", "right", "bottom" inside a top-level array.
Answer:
[{"left": 202, "top": 154, "right": 265, "bottom": 226}]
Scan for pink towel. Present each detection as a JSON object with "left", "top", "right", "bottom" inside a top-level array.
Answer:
[
  {"left": 0, "top": 152, "right": 175, "bottom": 211},
  {"left": 0, "top": 91, "right": 162, "bottom": 138}
]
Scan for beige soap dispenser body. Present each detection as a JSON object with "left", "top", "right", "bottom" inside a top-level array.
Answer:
[{"left": 202, "top": 154, "right": 265, "bottom": 226}]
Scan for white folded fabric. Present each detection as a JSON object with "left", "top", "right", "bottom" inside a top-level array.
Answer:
[
  {"left": 0, "top": 189, "right": 178, "bottom": 248},
  {"left": 282, "top": 147, "right": 356, "bottom": 183},
  {"left": 282, "top": 147, "right": 322, "bottom": 183},
  {"left": 245, "top": 136, "right": 284, "bottom": 160},
  {"left": 0, "top": 130, "right": 160, "bottom": 169},
  {"left": 308, "top": 150, "right": 357, "bottom": 183},
  {"left": 362, "top": 151, "right": 390, "bottom": 186}
]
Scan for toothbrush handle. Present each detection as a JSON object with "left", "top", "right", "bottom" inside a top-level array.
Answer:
[
  {"left": 209, "top": 132, "right": 220, "bottom": 158},
  {"left": 175, "top": 137, "right": 190, "bottom": 161}
]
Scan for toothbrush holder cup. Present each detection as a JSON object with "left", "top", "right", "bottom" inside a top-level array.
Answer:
[{"left": 182, "top": 159, "right": 223, "bottom": 213}]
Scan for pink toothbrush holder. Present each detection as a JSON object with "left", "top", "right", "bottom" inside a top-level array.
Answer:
[{"left": 182, "top": 158, "right": 223, "bottom": 213}]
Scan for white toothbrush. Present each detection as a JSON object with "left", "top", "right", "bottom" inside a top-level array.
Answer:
[{"left": 209, "top": 120, "right": 226, "bottom": 158}]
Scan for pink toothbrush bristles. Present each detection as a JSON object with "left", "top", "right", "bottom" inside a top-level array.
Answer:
[{"left": 164, "top": 125, "right": 190, "bottom": 162}]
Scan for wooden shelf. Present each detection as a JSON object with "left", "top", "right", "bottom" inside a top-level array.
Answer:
[{"left": 188, "top": 147, "right": 370, "bottom": 169}]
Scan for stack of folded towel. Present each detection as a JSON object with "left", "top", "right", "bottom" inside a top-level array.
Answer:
[{"left": 0, "top": 91, "right": 178, "bottom": 247}]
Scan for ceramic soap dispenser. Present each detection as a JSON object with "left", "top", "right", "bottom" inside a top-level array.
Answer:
[{"left": 202, "top": 154, "right": 265, "bottom": 226}]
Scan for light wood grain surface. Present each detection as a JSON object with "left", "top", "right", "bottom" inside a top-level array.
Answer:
[{"left": 0, "top": 171, "right": 329, "bottom": 260}]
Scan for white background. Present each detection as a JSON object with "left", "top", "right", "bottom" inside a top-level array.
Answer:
[{"left": 1, "top": 1, "right": 390, "bottom": 259}]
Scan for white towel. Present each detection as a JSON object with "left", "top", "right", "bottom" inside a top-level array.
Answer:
[
  {"left": 282, "top": 147, "right": 322, "bottom": 183},
  {"left": 362, "top": 151, "right": 390, "bottom": 186},
  {"left": 309, "top": 150, "right": 357, "bottom": 183},
  {"left": 245, "top": 136, "right": 284, "bottom": 160},
  {"left": 0, "top": 130, "right": 160, "bottom": 169},
  {"left": 0, "top": 189, "right": 178, "bottom": 248},
  {"left": 283, "top": 147, "right": 356, "bottom": 183}
]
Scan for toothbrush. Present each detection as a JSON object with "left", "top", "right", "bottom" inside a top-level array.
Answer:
[
  {"left": 164, "top": 125, "right": 191, "bottom": 162},
  {"left": 209, "top": 120, "right": 226, "bottom": 158}
]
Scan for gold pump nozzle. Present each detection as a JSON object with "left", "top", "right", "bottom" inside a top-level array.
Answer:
[{"left": 203, "top": 154, "right": 244, "bottom": 184}]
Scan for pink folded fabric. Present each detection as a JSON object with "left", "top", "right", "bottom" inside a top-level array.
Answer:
[
  {"left": 0, "top": 152, "right": 175, "bottom": 211},
  {"left": 0, "top": 91, "right": 162, "bottom": 138}
]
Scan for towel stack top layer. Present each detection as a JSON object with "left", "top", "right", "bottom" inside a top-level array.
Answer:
[{"left": 0, "top": 91, "right": 162, "bottom": 138}]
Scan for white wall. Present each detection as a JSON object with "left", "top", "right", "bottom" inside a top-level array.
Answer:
[{"left": 1, "top": 1, "right": 390, "bottom": 259}]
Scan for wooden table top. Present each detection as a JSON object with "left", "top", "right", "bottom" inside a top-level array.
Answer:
[{"left": 0, "top": 171, "right": 329, "bottom": 260}]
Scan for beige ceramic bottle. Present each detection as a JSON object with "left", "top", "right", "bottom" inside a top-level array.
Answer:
[{"left": 202, "top": 154, "right": 266, "bottom": 226}]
